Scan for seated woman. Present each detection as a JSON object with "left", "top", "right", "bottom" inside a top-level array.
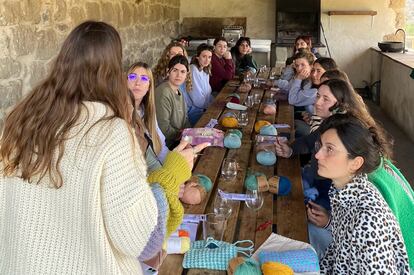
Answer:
[
  {"left": 184, "top": 43, "right": 214, "bottom": 126},
  {"left": 155, "top": 55, "right": 191, "bottom": 149},
  {"left": 316, "top": 113, "right": 409, "bottom": 274},
  {"left": 275, "top": 79, "right": 374, "bottom": 211},
  {"left": 210, "top": 37, "right": 235, "bottom": 94},
  {"left": 278, "top": 35, "right": 320, "bottom": 83},
  {"left": 231, "top": 37, "right": 258, "bottom": 76},
  {"left": 287, "top": 49, "right": 316, "bottom": 112},
  {"left": 153, "top": 41, "right": 192, "bottom": 91},
  {"left": 127, "top": 62, "right": 208, "bottom": 267}
]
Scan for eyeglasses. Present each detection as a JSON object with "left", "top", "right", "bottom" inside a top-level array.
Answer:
[
  {"left": 127, "top": 73, "right": 150, "bottom": 83},
  {"left": 314, "top": 140, "right": 349, "bottom": 157}
]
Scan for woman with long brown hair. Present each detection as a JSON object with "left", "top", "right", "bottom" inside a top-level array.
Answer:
[
  {"left": 0, "top": 21, "right": 183, "bottom": 274},
  {"left": 127, "top": 62, "right": 208, "bottom": 269},
  {"left": 153, "top": 41, "right": 192, "bottom": 91}
]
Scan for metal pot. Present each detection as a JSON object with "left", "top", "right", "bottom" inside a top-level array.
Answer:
[{"left": 378, "top": 41, "right": 404, "bottom": 53}]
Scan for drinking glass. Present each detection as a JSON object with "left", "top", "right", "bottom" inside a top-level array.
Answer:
[
  {"left": 245, "top": 95, "right": 254, "bottom": 108},
  {"left": 203, "top": 213, "right": 225, "bottom": 241},
  {"left": 237, "top": 110, "right": 249, "bottom": 127},
  {"left": 253, "top": 92, "right": 261, "bottom": 105},
  {"left": 221, "top": 158, "right": 238, "bottom": 181},
  {"left": 245, "top": 189, "right": 264, "bottom": 211},
  {"left": 213, "top": 194, "right": 233, "bottom": 219},
  {"left": 253, "top": 77, "right": 260, "bottom": 88}
]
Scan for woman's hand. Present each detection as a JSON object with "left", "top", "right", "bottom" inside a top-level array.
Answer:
[
  {"left": 173, "top": 140, "right": 210, "bottom": 170},
  {"left": 178, "top": 184, "right": 185, "bottom": 198},
  {"left": 223, "top": 51, "right": 232, "bottom": 60},
  {"left": 307, "top": 201, "right": 330, "bottom": 228},
  {"left": 302, "top": 111, "right": 311, "bottom": 124},
  {"left": 274, "top": 137, "right": 293, "bottom": 158},
  {"left": 295, "top": 68, "right": 311, "bottom": 80}
]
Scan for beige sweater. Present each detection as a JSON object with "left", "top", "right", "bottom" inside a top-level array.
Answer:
[{"left": 0, "top": 102, "right": 158, "bottom": 274}]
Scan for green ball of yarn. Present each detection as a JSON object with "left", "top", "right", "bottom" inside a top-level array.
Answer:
[
  {"left": 194, "top": 174, "right": 213, "bottom": 192},
  {"left": 224, "top": 133, "right": 242, "bottom": 149},
  {"left": 244, "top": 171, "right": 266, "bottom": 191},
  {"left": 228, "top": 128, "right": 243, "bottom": 139},
  {"left": 256, "top": 150, "right": 277, "bottom": 166},
  {"left": 234, "top": 258, "right": 262, "bottom": 275},
  {"left": 259, "top": 125, "right": 277, "bottom": 136}
]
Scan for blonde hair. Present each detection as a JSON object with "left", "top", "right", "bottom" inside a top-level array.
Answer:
[
  {"left": 153, "top": 42, "right": 192, "bottom": 91},
  {"left": 127, "top": 62, "right": 162, "bottom": 156}
]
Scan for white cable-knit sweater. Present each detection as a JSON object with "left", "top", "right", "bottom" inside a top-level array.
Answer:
[{"left": 0, "top": 102, "right": 158, "bottom": 274}]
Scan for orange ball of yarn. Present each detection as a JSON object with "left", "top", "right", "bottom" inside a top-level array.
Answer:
[
  {"left": 254, "top": 120, "right": 271, "bottom": 133},
  {"left": 221, "top": 117, "right": 239, "bottom": 128},
  {"left": 261, "top": 262, "right": 294, "bottom": 275}
]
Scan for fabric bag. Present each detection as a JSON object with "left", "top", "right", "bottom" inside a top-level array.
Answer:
[{"left": 183, "top": 237, "right": 254, "bottom": 270}]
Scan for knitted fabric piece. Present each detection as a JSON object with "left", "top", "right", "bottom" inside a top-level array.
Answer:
[
  {"left": 183, "top": 238, "right": 253, "bottom": 271},
  {"left": 147, "top": 151, "right": 191, "bottom": 237},
  {"left": 259, "top": 248, "right": 319, "bottom": 272}
]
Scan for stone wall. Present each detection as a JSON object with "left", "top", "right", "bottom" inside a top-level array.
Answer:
[{"left": 0, "top": 0, "right": 180, "bottom": 129}]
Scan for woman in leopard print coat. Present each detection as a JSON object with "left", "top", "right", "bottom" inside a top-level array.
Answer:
[{"left": 316, "top": 114, "right": 409, "bottom": 274}]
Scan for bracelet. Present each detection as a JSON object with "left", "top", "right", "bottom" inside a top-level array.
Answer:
[{"left": 323, "top": 215, "right": 332, "bottom": 229}]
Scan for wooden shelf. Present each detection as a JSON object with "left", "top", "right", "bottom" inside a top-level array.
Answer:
[{"left": 328, "top": 11, "right": 377, "bottom": 16}]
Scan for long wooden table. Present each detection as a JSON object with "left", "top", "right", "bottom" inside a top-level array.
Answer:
[{"left": 159, "top": 68, "right": 308, "bottom": 275}]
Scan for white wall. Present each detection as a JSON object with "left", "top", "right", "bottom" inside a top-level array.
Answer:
[{"left": 180, "top": 0, "right": 404, "bottom": 88}]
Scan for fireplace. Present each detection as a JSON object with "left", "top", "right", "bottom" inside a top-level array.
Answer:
[{"left": 276, "top": 0, "right": 321, "bottom": 46}]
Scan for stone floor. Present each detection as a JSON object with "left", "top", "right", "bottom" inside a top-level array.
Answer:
[{"left": 365, "top": 100, "right": 414, "bottom": 188}]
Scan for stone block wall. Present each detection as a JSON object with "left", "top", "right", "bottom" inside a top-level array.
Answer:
[{"left": 0, "top": 0, "right": 180, "bottom": 129}]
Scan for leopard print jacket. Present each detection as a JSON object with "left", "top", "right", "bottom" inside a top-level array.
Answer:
[{"left": 320, "top": 174, "right": 410, "bottom": 274}]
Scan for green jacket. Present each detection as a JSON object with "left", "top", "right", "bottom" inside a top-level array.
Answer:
[
  {"left": 155, "top": 81, "right": 190, "bottom": 148},
  {"left": 369, "top": 158, "right": 414, "bottom": 270}
]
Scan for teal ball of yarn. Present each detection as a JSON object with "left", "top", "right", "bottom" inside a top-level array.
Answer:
[
  {"left": 194, "top": 174, "right": 213, "bottom": 192},
  {"left": 224, "top": 133, "right": 242, "bottom": 149},
  {"left": 228, "top": 128, "right": 243, "bottom": 139},
  {"left": 234, "top": 258, "right": 261, "bottom": 275},
  {"left": 278, "top": 175, "right": 291, "bottom": 195},
  {"left": 244, "top": 174, "right": 258, "bottom": 191},
  {"left": 259, "top": 125, "right": 277, "bottom": 136},
  {"left": 256, "top": 150, "right": 277, "bottom": 166}
]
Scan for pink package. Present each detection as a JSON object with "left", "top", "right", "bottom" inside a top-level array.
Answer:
[{"left": 181, "top": 128, "right": 224, "bottom": 147}]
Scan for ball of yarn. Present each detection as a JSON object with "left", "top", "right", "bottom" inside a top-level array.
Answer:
[
  {"left": 263, "top": 104, "right": 277, "bottom": 115},
  {"left": 194, "top": 174, "right": 213, "bottom": 192},
  {"left": 234, "top": 258, "right": 262, "bottom": 275},
  {"left": 162, "top": 236, "right": 191, "bottom": 254},
  {"left": 244, "top": 174, "right": 258, "bottom": 191},
  {"left": 254, "top": 120, "right": 271, "bottom": 133},
  {"left": 259, "top": 125, "right": 277, "bottom": 136},
  {"left": 268, "top": 175, "right": 291, "bottom": 195},
  {"left": 228, "top": 129, "right": 243, "bottom": 139},
  {"left": 256, "top": 150, "right": 277, "bottom": 166},
  {"left": 229, "top": 96, "right": 241, "bottom": 104},
  {"left": 224, "top": 133, "right": 242, "bottom": 149},
  {"left": 244, "top": 171, "right": 267, "bottom": 191},
  {"left": 222, "top": 117, "right": 238, "bottom": 128},
  {"left": 262, "top": 262, "right": 294, "bottom": 275},
  {"left": 228, "top": 93, "right": 241, "bottom": 100}
]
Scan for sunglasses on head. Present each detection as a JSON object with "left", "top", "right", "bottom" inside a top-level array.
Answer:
[{"left": 127, "top": 73, "right": 150, "bottom": 82}]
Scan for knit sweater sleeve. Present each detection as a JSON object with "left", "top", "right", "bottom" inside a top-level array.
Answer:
[
  {"left": 138, "top": 183, "right": 168, "bottom": 261},
  {"left": 288, "top": 79, "right": 317, "bottom": 107},
  {"left": 101, "top": 120, "right": 158, "bottom": 257}
]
